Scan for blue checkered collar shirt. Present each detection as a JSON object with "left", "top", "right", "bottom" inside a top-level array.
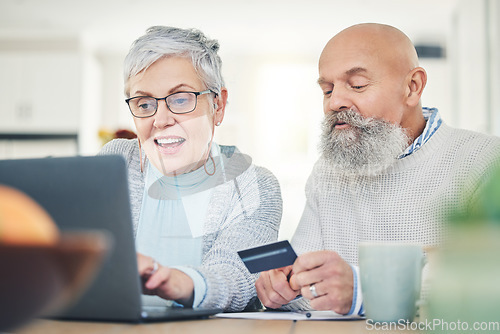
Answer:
[{"left": 399, "top": 107, "right": 442, "bottom": 159}]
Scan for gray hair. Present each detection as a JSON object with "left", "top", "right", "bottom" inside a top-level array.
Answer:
[{"left": 124, "top": 26, "right": 225, "bottom": 96}]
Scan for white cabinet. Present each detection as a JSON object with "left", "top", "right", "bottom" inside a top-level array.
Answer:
[
  {"left": 0, "top": 138, "right": 78, "bottom": 159},
  {"left": 0, "top": 52, "right": 81, "bottom": 134}
]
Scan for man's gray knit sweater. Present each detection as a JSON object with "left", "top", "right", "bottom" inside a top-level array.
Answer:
[{"left": 288, "top": 122, "right": 500, "bottom": 312}]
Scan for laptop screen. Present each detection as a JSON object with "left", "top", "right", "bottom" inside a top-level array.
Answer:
[{"left": 0, "top": 155, "right": 145, "bottom": 321}]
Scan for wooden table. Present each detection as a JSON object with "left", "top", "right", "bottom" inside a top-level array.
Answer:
[{"left": 12, "top": 317, "right": 422, "bottom": 334}]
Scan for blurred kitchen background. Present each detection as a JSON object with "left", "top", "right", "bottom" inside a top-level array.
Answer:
[{"left": 1, "top": 0, "right": 499, "bottom": 239}]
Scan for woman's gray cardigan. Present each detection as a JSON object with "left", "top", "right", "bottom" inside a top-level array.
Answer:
[{"left": 99, "top": 139, "right": 282, "bottom": 311}]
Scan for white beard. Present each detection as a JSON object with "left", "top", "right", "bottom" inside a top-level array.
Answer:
[{"left": 319, "top": 109, "right": 410, "bottom": 176}]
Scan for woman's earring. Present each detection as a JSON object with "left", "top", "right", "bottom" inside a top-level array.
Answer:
[
  {"left": 216, "top": 121, "right": 221, "bottom": 126},
  {"left": 203, "top": 150, "right": 216, "bottom": 176}
]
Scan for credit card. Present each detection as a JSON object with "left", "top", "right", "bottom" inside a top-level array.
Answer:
[{"left": 237, "top": 240, "right": 297, "bottom": 274}]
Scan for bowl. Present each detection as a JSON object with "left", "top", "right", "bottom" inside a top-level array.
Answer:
[{"left": 0, "top": 231, "right": 111, "bottom": 331}]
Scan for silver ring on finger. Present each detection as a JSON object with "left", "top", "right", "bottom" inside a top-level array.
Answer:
[
  {"left": 309, "top": 283, "right": 319, "bottom": 298},
  {"left": 151, "top": 260, "right": 159, "bottom": 274}
]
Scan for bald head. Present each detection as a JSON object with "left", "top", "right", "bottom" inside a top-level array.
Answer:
[
  {"left": 318, "top": 23, "right": 427, "bottom": 142},
  {"left": 321, "top": 23, "right": 419, "bottom": 75}
]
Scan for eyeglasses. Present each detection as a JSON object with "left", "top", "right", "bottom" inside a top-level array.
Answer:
[{"left": 125, "top": 89, "right": 214, "bottom": 118}]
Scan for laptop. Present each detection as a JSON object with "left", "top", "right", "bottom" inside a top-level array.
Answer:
[{"left": 0, "top": 155, "right": 222, "bottom": 322}]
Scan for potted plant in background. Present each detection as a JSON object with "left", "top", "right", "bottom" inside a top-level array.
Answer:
[{"left": 427, "top": 163, "right": 500, "bottom": 332}]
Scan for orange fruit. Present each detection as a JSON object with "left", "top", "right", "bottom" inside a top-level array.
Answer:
[{"left": 0, "top": 185, "right": 59, "bottom": 245}]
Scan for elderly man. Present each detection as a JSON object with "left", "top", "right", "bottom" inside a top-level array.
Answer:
[{"left": 255, "top": 23, "right": 500, "bottom": 315}]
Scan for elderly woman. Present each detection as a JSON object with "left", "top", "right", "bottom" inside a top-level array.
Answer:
[{"left": 99, "top": 26, "right": 282, "bottom": 311}]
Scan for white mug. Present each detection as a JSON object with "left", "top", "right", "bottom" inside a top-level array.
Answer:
[{"left": 358, "top": 242, "right": 425, "bottom": 323}]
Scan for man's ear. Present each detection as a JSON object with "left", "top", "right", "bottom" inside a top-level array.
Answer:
[{"left": 405, "top": 67, "right": 427, "bottom": 107}]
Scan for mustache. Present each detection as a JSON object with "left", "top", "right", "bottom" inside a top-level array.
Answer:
[{"left": 325, "top": 109, "right": 374, "bottom": 129}]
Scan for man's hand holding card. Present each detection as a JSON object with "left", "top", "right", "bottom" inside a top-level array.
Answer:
[
  {"left": 237, "top": 240, "right": 297, "bottom": 274},
  {"left": 239, "top": 241, "right": 301, "bottom": 309}
]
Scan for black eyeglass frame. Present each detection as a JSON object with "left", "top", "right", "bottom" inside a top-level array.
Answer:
[{"left": 125, "top": 89, "right": 215, "bottom": 118}]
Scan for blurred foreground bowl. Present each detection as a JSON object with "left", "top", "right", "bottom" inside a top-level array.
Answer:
[{"left": 0, "top": 231, "right": 111, "bottom": 331}]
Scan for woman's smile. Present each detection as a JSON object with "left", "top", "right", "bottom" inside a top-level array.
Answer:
[{"left": 154, "top": 136, "right": 186, "bottom": 155}]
